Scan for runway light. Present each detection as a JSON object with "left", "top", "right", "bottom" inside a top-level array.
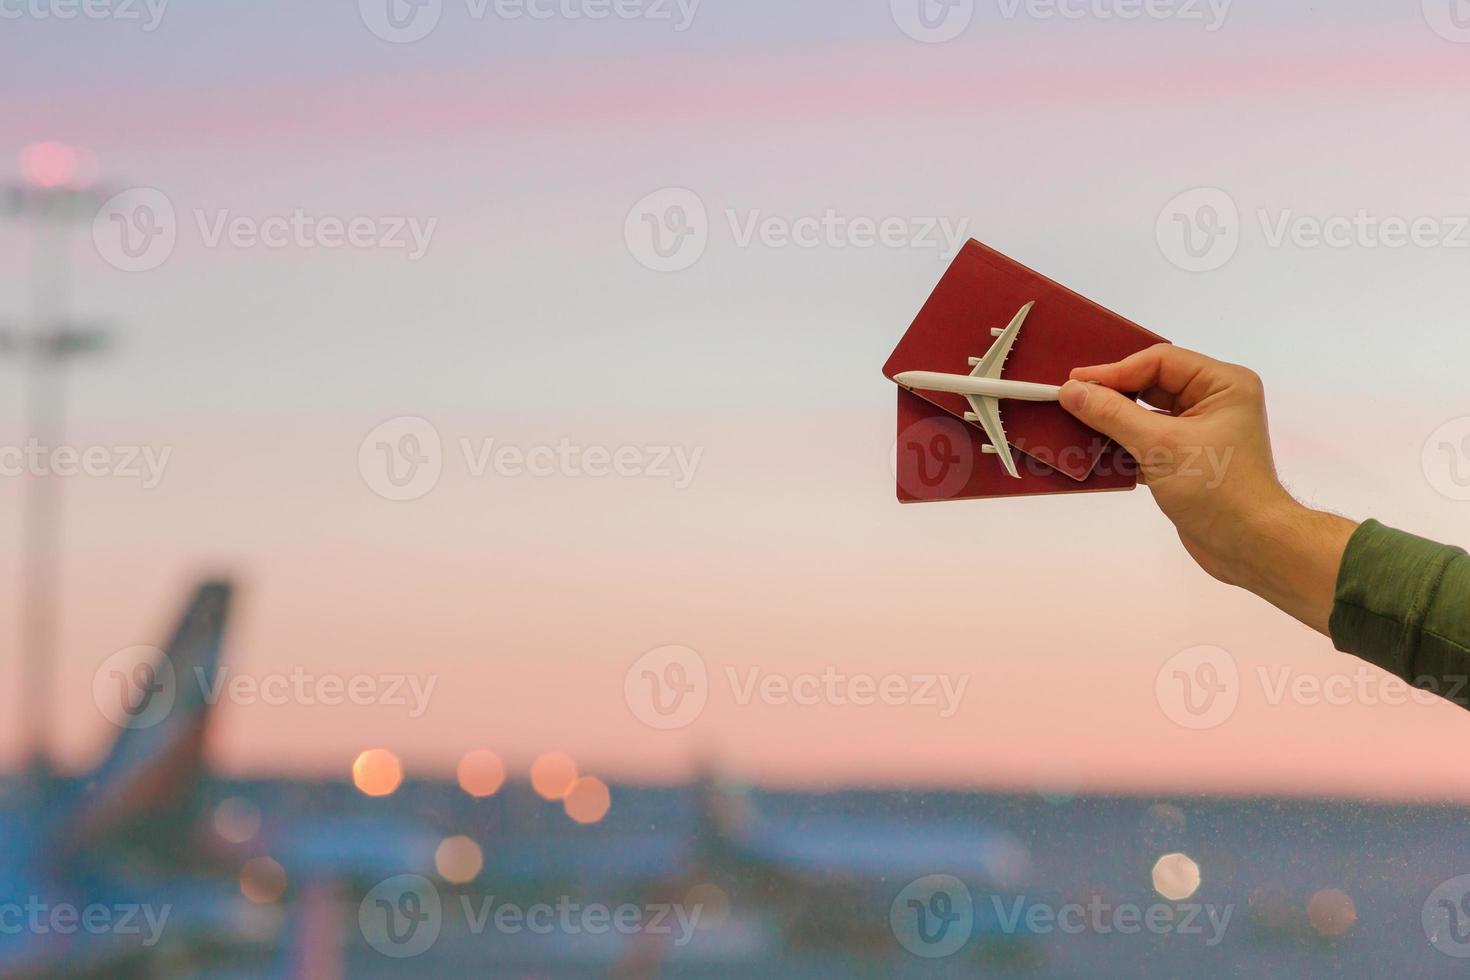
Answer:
[
  {"left": 213, "top": 797, "right": 262, "bottom": 844},
  {"left": 530, "top": 751, "right": 578, "bottom": 801},
  {"left": 1151, "top": 852, "right": 1201, "bottom": 901},
  {"left": 1307, "top": 888, "right": 1357, "bottom": 937},
  {"left": 240, "top": 856, "right": 287, "bottom": 904},
  {"left": 352, "top": 749, "right": 404, "bottom": 797},
  {"left": 457, "top": 749, "right": 506, "bottom": 798},
  {"left": 435, "top": 835, "right": 484, "bottom": 884},
  {"left": 562, "top": 776, "right": 611, "bottom": 825}
]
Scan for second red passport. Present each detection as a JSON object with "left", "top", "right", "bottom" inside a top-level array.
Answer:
[{"left": 896, "top": 388, "right": 1137, "bottom": 503}]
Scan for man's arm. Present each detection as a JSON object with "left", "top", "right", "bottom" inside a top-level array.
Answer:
[
  {"left": 1057, "top": 345, "right": 1470, "bottom": 703},
  {"left": 1330, "top": 520, "right": 1470, "bottom": 697}
]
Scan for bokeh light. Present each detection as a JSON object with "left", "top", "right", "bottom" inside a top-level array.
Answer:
[
  {"left": 19, "top": 142, "right": 75, "bottom": 189},
  {"left": 240, "top": 856, "right": 287, "bottom": 904},
  {"left": 1151, "top": 852, "right": 1201, "bottom": 901},
  {"left": 530, "top": 751, "right": 578, "bottom": 801},
  {"left": 456, "top": 749, "right": 506, "bottom": 798},
  {"left": 1307, "top": 888, "right": 1357, "bottom": 937},
  {"left": 562, "top": 775, "right": 612, "bottom": 824},
  {"left": 17, "top": 142, "right": 96, "bottom": 190},
  {"left": 434, "top": 835, "right": 484, "bottom": 884},
  {"left": 352, "top": 749, "right": 404, "bottom": 797},
  {"left": 213, "top": 796, "right": 262, "bottom": 844}
]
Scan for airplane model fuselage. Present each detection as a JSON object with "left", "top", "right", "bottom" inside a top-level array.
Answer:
[{"left": 891, "top": 371, "right": 1061, "bottom": 403}]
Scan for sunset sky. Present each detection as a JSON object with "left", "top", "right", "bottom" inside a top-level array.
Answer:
[{"left": 2, "top": 0, "right": 1470, "bottom": 801}]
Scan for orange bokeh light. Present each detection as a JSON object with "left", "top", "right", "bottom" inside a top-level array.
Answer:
[
  {"left": 435, "top": 835, "right": 485, "bottom": 884},
  {"left": 562, "top": 775, "right": 612, "bottom": 824},
  {"left": 213, "top": 796, "right": 262, "bottom": 844},
  {"left": 1307, "top": 888, "right": 1357, "bottom": 938},
  {"left": 530, "top": 751, "right": 578, "bottom": 800},
  {"left": 352, "top": 749, "right": 404, "bottom": 797},
  {"left": 457, "top": 749, "right": 506, "bottom": 798},
  {"left": 240, "top": 856, "right": 287, "bottom": 904}
]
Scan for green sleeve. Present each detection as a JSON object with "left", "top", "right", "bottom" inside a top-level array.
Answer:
[{"left": 1330, "top": 519, "right": 1470, "bottom": 706}]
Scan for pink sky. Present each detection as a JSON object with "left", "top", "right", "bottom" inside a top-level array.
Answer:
[
  {"left": 4, "top": 4, "right": 1470, "bottom": 801},
  {"left": 1, "top": 395, "right": 1467, "bottom": 804}
]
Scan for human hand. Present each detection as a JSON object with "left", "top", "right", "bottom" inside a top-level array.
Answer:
[{"left": 1057, "top": 345, "right": 1355, "bottom": 633}]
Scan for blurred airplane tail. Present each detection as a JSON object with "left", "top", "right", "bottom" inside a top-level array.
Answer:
[{"left": 65, "top": 580, "right": 234, "bottom": 855}]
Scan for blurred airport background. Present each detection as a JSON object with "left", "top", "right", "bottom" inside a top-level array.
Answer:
[{"left": 4, "top": 0, "right": 1470, "bottom": 975}]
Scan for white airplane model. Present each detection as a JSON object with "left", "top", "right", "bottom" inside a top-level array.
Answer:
[{"left": 893, "top": 301, "right": 1061, "bottom": 479}]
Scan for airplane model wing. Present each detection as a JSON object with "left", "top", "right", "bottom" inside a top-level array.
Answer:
[
  {"left": 964, "top": 395, "right": 1019, "bottom": 479},
  {"left": 963, "top": 301, "right": 1034, "bottom": 479},
  {"left": 970, "top": 301, "right": 1034, "bottom": 380}
]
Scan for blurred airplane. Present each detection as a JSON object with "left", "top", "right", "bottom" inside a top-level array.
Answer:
[
  {"left": 0, "top": 582, "right": 277, "bottom": 977},
  {"left": 0, "top": 585, "right": 1044, "bottom": 977},
  {"left": 690, "top": 776, "right": 1041, "bottom": 958},
  {"left": 0, "top": 581, "right": 438, "bottom": 979}
]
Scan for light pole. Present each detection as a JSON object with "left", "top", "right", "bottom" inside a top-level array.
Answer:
[{"left": 3, "top": 143, "right": 110, "bottom": 777}]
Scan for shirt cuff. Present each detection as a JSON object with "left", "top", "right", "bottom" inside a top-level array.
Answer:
[
  {"left": 1328, "top": 520, "right": 1464, "bottom": 681},
  {"left": 1329, "top": 519, "right": 1466, "bottom": 680}
]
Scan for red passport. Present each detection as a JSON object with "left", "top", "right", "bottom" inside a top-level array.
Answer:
[
  {"left": 883, "top": 240, "right": 1168, "bottom": 484},
  {"left": 896, "top": 388, "right": 1137, "bottom": 503}
]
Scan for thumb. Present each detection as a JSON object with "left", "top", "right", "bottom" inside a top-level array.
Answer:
[{"left": 1058, "top": 380, "right": 1166, "bottom": 456}]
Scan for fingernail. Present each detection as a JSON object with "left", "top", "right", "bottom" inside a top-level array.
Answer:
[{"left": 1060, "top": 380, "right": 1088, "bottom": 414}]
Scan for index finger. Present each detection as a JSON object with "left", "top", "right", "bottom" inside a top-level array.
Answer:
[{"left": 1068, "top": 344, "right": 1230, "bottom": 415}]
